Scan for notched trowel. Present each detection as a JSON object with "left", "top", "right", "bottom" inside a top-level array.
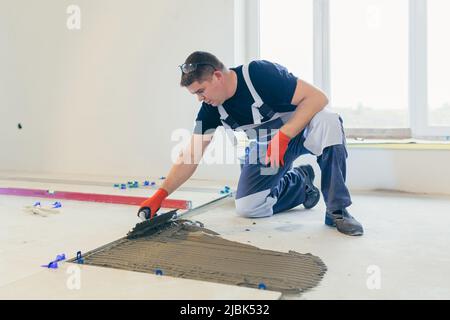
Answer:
[
  {"left": 126, "top": 208, "right": 180, "bottom": 239},
  {"left": 127, "top": 191, "right": 232, "bottom": 240}
]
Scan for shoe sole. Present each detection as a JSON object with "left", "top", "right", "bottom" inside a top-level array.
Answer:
[
  {"left": 303, "top": 189, "right": 320, "bottom": 209},
  {"left": 299, "top": 165, "right": 320, "bottom": 209}
]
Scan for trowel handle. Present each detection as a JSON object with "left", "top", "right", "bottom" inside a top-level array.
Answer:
[{"left": 137, "top": 207, "right": 151, "bottom": 220}]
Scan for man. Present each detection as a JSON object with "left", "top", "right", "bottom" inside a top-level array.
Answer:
[{"left": 139, "top": 51, "right": 363, "bottom": 236}]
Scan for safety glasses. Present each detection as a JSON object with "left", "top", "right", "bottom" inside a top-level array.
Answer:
[{"left": 179, "top": 62, "right": 216, "bottom": 74}]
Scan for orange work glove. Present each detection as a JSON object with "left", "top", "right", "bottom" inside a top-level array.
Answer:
[
  {"left": 265, "top": 130, "right": 291, "bottom": 167},
  {"left": 138, "top": 188, "right": 168, "bottom": 220}
]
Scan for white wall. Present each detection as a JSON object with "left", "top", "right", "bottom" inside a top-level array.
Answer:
[
  {"left": 0, "top": 0, "right": 239, "bottom": 179},
  {"left": 1, "top": 0, "right": 449, "bottom": 195},
  {"left": 349, "top": 148, "right": 450, "bottom": 195},
  {"left": 300, "top": 148, "right": 450, "bottom": 196}
]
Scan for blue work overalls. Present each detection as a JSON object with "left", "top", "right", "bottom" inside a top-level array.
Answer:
[{"left": 218, "top": 64, "right": 352, "bottom": 218}]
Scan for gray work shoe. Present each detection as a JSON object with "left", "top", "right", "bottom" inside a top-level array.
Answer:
[
  {"left": 295, "top": 165, "right": 320, "bottom": 209},
  {"left": 325, "top": 208, "right": 364, "bottom": 236}
]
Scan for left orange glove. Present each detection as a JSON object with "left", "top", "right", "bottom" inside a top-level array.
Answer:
[
  {"left": 265, "top": 130, "right": 291, "bottom": 167},
  {"left": 138, "top": 188, "right": 168, "bottom": 220}
]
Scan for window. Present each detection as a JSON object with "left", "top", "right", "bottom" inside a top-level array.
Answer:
[
  {"left": 260, "top": 0, "right": 314, "bottom": 83},
  {"left": 257, "top": 0, "right": 450, "bottom": 139},
  {"left": 329, "top": 0, "right": 409, "bottom": 129},
  {"left": 427, "top": 0, "right": 450, "bottom": 127}
]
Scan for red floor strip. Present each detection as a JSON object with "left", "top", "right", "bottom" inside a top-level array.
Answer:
[{"left": 0, "top": 187, "right": 191, "bottom": 209}]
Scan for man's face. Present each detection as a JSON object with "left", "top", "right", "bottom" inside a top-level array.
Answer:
[{"left": 187, "top": 71, "right": 226, "bottom": 107}]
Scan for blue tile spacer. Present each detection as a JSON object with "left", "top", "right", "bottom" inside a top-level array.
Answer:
[
  {"left": 159, "top": 176, "right": 166, "bottom": 180},
  {"left": 41, "top": 261, "right": 58, "bottom": 269},
  {"left": 113, "top": 184, "right": 120, "bottom": 188},
  {"left": 143, "top": 181, "right": 150, "bottom": 186},
  {"left": 55, "top": 253, "right": 66, "bottom": 262},
  {"left": 220, "top": 185, "right": 231, "bottom": 194},
  {"left": 155, "top": 269, "right": 163, "bottom": 276},
  {"left": 33, "top": 201, "right": 41, "bottom": 207},
  {"left": 120, "top": 184, "right": 126, "bottom": 190},
  {"left": 151, "top": 182, "right": 156, "bottom": 186},
  {"left": 258, "top": 282, "right": 266, "bottom": 290},
  {"left": 76, "top": 251, "right": 84, "bottom": 264},
  {"left": 52, "top": 201, "right": 62, "bottom": 208}
]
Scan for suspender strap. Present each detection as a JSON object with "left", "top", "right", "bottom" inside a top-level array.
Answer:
[
  {"left": 218, "top": 105, "right": 240, "bottom": 129},
  {"left": 258, "top": 103, "right": 276, "bottom": 119},
  {"left": 242, "top": 64, "right": 264, "bottom": 106},
  {"left": 218, "top": 62, "right": 278, "bottom": 129}
]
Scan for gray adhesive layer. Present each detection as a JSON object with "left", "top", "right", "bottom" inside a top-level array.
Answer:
[{"left": 76, "top": 221, "right": 327, "bottom": 295}]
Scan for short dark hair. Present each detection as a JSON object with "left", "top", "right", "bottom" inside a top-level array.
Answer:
[{"left": 180, "top": 51, "right": 225, "bottom": 87}]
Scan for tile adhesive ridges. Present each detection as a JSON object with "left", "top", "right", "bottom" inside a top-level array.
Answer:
[{"left": 74, "top": 220, "right": 327, "bottom": 295}]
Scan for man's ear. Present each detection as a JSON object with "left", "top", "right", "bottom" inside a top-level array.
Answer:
[{"left": 213, "top": 70, "right": 224, "bottom": 81}]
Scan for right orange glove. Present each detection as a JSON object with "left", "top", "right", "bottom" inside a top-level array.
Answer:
[
  {"left": 265, "top": 129, "right": 291, "bottom": 167},
  {"left": 138, "top": 188, "right": 168, "bottom": 220}
]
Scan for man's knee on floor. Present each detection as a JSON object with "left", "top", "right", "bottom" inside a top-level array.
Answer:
[
  {"left": 235, "top": 204, "right": 257, "bottom": 218},
  {"left": 234, "top": 192, "right": 276, "bottom": 218}
]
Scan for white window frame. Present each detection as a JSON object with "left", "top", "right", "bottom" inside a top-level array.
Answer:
[
  {"left": 411, "top": 0, "right": 450, "bottom": 138},
  {"left": 249, "top": 0, "right": 450, "bottom": 140}
]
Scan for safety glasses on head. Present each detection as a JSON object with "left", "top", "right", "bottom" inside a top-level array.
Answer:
[{"left": 179, "top": 62, "right": 216, "bottom": 74}]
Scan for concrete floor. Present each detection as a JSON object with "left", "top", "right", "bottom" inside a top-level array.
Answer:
[
  {"left": 203, "top": 192, "right": 450, "bottom": 299},
  {"left": 1, "top": 177, "right": 449, "bottom": 299}
]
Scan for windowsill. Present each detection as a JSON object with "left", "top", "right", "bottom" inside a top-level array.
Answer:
[{"left": 347, "top": 138, "right": 450, "bottom": 150}]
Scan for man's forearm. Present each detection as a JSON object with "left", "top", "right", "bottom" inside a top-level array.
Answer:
[
  {"left": 160, "top": 161, "right": 198, "bottom": 195},
  {"left": 158, "top": 134, "right": 211, "bottom": 195},
  {"left": 280, "top": 95, "right": 328, "bottom": 138}
]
